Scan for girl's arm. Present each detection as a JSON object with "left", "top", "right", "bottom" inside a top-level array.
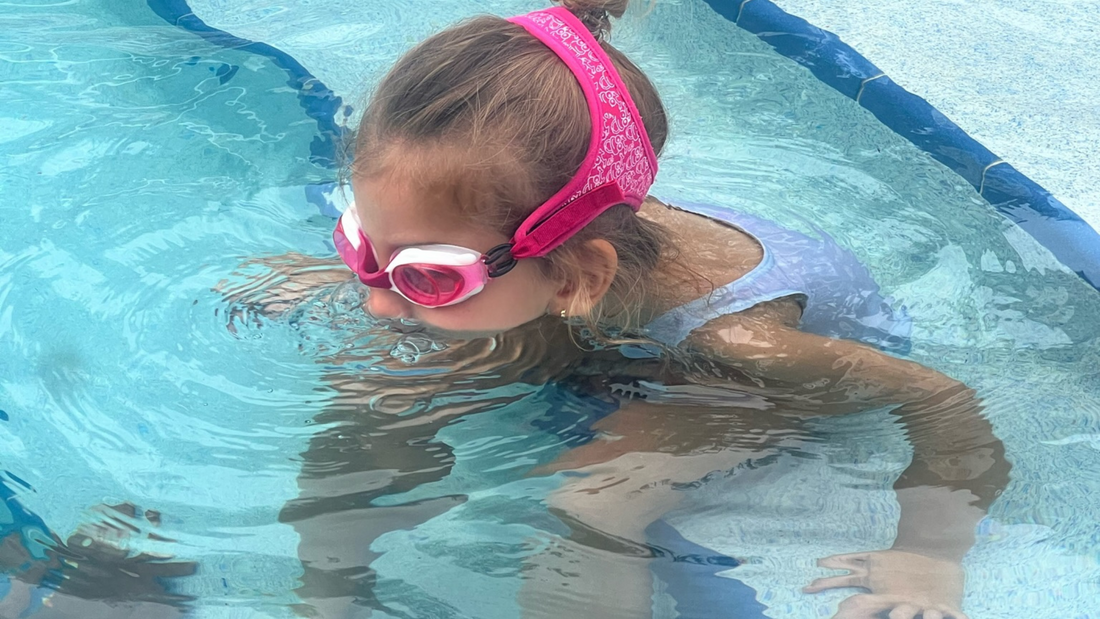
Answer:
[
  {"left": 216, "top": 253, "right": 353, "bottom": 323},
  {"left": 684, "top": 300, "right": 960, "bottom": 412},
  {"left": 686, "top": 302, "right": 1010, "bottom": 618}
]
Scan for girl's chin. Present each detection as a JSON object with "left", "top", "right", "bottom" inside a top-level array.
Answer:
[
  {"left": 419, "top": 319, "right": 542, "bottom": 341},
  {"left": 425, "top": 325, "right": 509, "bottom": 341}
]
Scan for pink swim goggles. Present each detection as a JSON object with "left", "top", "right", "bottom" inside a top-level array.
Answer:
[{"left": 334, "top": 6, "right": 659, "bottom": 308}]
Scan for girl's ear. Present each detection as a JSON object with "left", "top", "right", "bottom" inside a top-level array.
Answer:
[{"left": 555, "top": 239, "right": 618, "bottom": 317}]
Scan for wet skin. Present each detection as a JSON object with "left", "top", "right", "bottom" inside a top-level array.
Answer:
[{"left": 220, "top": 190, "right": 1008, "bottom": 619}]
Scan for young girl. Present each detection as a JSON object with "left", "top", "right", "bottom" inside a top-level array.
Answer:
[{"left": 241, "top": 1, "right": 1009, "bottom": 617}]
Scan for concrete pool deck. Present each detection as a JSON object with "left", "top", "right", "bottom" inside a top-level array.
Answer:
[{"left": 773, "top": 0, "right": 1100, "bottom": 231}]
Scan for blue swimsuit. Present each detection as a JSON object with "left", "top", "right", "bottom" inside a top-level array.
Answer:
[{"left": 640, "top": 201, "right": 911, "bottom": 354}]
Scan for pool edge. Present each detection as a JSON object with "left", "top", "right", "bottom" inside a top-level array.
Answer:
[
  {"left": 145, "top": 0, "right": 346, "bottom": 169},
  {"left": 707, "top": 0, "right": 1100, "bottom": 290},
  {"left": 150, "top": 0, "right": 1100, "bottom": 291}
]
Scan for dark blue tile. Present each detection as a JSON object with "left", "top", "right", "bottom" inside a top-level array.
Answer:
[
  {"left": 857, "top": 76, "right": 999, "bottom": 189},
  {"left": 147, "top": 0, "right": 346, "bottom": 168},
  {"left": 700, "top": 0, "right": 742, "bottom": 23},
  {"left": 5, "top": 471, "right": 33, "bottom": 491},
  {"left": 215, "top": 63, "right": 238, "bottom": 85},
  {"left": 982, "top": 164, "right": 1100, "bottom": 287},
  {"left": 155, "top": 0, "right": 1100, "bottom": 291},
  {"left": 734, "top": 0, "right": 881, "bottom": 99}
]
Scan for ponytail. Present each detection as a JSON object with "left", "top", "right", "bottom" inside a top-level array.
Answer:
[{"left": 552, "top": 0, "right": 631, "bottom": 39}]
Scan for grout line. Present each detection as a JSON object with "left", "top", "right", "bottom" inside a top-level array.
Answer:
[
  {"left": 855, "top": 73, "right": 886, "bottom": 104},
  {"left": 979, "top": 160, "right": 1007, "bottom": 196},
  {"left": 704, "top": 0, "right": 1100, "bottom": 288},
  {"left": 735, "top": 0, "right": 754, "bottom": 24}
]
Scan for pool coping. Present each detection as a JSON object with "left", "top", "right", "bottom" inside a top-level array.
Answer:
[
  {"left": 150, "top": 0, "right": 1100, "bottom": 291},
  {"left": 146, "top": 0, "right": 348, "bottom": 169},
  {"left": 705, "top": 0, "right": 1100, "bottom": 290}
]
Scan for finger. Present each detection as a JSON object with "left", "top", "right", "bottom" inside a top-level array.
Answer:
[
  {"left": 803, "top": 575, "right": 868, "bottom": 594},
  {"left": 817, "top": 553, "right": 869, "bottom": 570},
  {"left": 887, "top": 604, "right": 921, "bottom": 619},
  {"left": 831, "top": 596, "right": 884, "bottom": 619},
  {"left": 937, "top": 606, "right": 969, "bottom": 619}
]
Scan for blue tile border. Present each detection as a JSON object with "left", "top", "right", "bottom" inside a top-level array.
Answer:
[
  {"left": 146, "top": 0, "right": 347, "bottom": 168},
  {"left": 152, "top": 0, "right": 1100, "bottom": 290},
  {"left": 706, "top": 0, "right": 1100, "bottom": 289}
]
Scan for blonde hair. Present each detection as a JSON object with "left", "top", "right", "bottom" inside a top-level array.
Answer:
[{"left": 353, "top": 0, "right": 690, "bottom": 338}]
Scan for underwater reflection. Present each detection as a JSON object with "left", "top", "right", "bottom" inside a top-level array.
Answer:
[
  {"left": 277, "top": 304, "right": 593, "bottom": 616},
  {"left": 0, "top": 488, "right": 196, "bottom": 619},
  {"left": 227, "top": 269, "right": 1007, "bottom": 619},
  {"left": 282, "top": 328, "right": 1007, "bottom": 618}
]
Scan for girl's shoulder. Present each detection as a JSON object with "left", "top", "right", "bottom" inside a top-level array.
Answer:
[{"left": 638, "top": 197, "right": 764, "bottom": 312}]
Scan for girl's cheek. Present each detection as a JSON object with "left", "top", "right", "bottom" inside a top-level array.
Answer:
[{"left": 420, "top": 303, "right": 520, "bottom": 334}]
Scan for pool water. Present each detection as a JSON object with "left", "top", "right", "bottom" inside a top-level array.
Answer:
[{"left": 1, "top": 0, "right": 1099, "bottom": 617}]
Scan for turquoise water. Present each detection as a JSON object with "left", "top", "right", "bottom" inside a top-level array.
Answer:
[{"left": 1, "top": 0, "right": 1099, "bottom": 617}]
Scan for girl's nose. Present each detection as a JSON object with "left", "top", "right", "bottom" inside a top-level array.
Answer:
[{"left": 365, "top": 288, "right": 411, "bottom": 320}]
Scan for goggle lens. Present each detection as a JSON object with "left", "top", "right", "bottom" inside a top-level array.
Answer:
[
  {"left": 392, "top": 264, "right": 467, "bottom": 306},
  {"left": 334, "top": 212, "right": 487, "bottom": 307}
]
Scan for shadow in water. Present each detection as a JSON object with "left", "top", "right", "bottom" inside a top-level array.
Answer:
[{"left": 0, "top": 481, "right": 196, "bottom": 618}]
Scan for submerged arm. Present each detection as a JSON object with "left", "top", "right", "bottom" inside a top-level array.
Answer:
[
  {"left": 276, "top": 317, "right": 587, "bottom": 617},
  {"left": 216, "top": 253, "right": 353, "bottom": 323},
  {"left": 686, "top": 302, "right": 957, "bottom": 410},
  {"left": 688, "top": 303, "right": 1010, "bottom": 617}
]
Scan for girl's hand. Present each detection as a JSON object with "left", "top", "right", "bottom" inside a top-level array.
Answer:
[
  {"left": 214, "top": 253, "right": 354, "bottom": 331},
  {"left": 805, "top": 549, "right": 968, "bottom": 619}
]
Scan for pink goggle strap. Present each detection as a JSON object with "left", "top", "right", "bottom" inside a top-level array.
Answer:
[
  {"left": 334, "top": 208, "right": 390, "bottom": 287},
  {"left": 506, "top": 7, "right": 658, "bottom": 260}
]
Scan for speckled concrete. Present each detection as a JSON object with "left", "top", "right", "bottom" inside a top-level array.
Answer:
[{"left": 772, "top": 0, "right": 1100, "bottom": 230}]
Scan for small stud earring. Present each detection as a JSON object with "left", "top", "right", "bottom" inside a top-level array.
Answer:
[{"left": 560, "top": 309, "right": 567, "bottom": 319}]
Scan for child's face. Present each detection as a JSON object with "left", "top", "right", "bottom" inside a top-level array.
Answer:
[{"left": 351, "top": 176, "right": 563, "bottom": 339}]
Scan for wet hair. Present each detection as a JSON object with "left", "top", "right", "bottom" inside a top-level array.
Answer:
[{"left": 353, "top": 0, "right": 685, "bottom": 334}]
